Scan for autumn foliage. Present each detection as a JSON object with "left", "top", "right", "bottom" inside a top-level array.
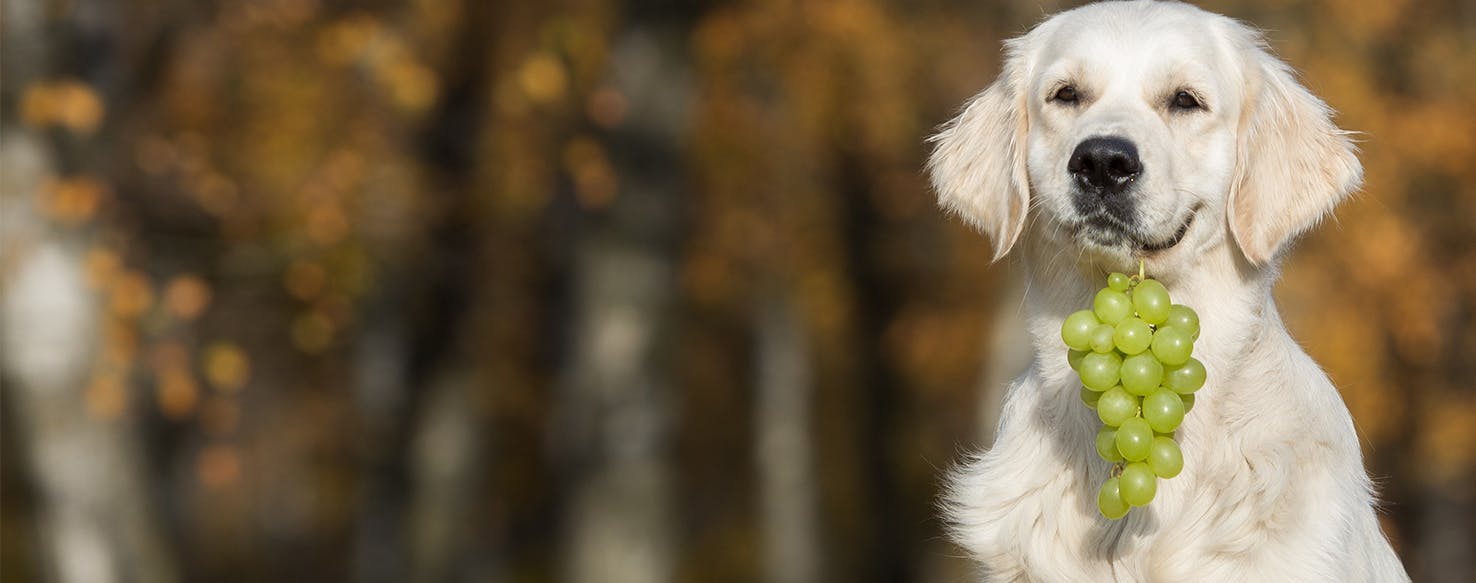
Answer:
[{"left": 1, "top": 0, "right": 1472, "bottom": 581}]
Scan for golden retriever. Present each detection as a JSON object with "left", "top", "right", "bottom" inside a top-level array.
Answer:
[{"left": 928, "top": 2, "right": 1409, "bottom": 580}]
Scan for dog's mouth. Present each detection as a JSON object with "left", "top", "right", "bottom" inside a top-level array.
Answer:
[
  {"left": 1137, "top": 207, "right": 1197, "bottom": 253},
  {"left": 1074, "top": 205, "right": 1197, "bottom": 253}
]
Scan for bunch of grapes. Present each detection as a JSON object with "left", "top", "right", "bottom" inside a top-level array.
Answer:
[{"left": 1061, "top": 266, "right": 1206, "bottom": 519}]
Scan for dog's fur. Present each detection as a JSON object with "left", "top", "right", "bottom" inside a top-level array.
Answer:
[{"left": 928, "top": 2, "right": 1408, "bottom": 581}]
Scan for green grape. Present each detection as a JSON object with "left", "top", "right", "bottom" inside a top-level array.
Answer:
[
  {"left": 1097, "top": 477, "right": 1130, "bottom": 519},
  {"left": 1095, "top": 426, "right": 1123, "bottom": 462},
  {"left": 1094, "top": 288, "right": 1133, "bottom": 325},
  {"left": 1165, "top": 304, "right": 1200, "bottom": 339},
  {"left": 1078, "top": 352, "right": 1122, "bottom": 392},
  {"left": 1119, "top": 353, "right": 1164, "bottom": 396},
  {"left": 1068, "top": 349, "right": 1087, "bottom": 371},
  {"left": 1151, "top": 326, "right": 1193, "bottom": 366},
  {"left": 1062, "top": 310, "right": 1100, "bottom": 350},
  {"left": 1148, "top": 436, "right": 1183, "bottom": 478},
  {"left": 1107, "top": 272, "right": 1130, "bottom": 292},
  {"left": 1163, "top": 358, "right": 1206, "bottom": 394},
  {"left": 1096, "top": 387, "right": 1137, "bottom": 427},
  {"left": 1119, "top": 462, "right": 1157, "bottom": 507},
  {"left": 1181, "top": 393, "right": 1195, "bottom": 413},
  {"left": 1133, "top": 279, "right": 1172, "bottom": 325},
  {"left": 1080, "top": 386, "right": 1101, "bottom": 409},
  {"left": 1142, "top": 389, "right": 1186, "bottom": 433},
  {"left": 1089, "top": 324, "right": 1117, "bottom": 354},
  {"left": 1113, "top": 318, "right": 1153, "bottom": 355},
  {"left": 1115, "top": 418, "right": 1153, "bottom": 462}
]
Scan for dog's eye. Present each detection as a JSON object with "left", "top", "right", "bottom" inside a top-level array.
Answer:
[
  {"left": 1172, "top": 90, "right": 1201, "bottom": 110},
  {"left": 1053, "top": 86, "right": 1079, "bottom": 103}
]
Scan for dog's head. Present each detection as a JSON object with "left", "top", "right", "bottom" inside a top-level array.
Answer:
[{"left": 928, "top": 1, "right": 1361, "bottom": 269}]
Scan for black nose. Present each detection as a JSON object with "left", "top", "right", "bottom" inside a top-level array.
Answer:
[{"left": 1068, "top": 137, "right": 1141, "bottom": 195}]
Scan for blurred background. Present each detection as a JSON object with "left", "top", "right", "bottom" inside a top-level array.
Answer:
[{"left": 2, "top": 0, "right": 1473, "bottom": 581}]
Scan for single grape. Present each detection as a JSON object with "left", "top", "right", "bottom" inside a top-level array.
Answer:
[
  {"left": 1097, "top": 477, "right": 1130, "bottom": 519},
  {"left": 1181, "top": 393, "right": 1195, "bottom": 413},
  {"left": 1119, "top": 353, "right": 1164, "bottom": 396},
  {"left": 1113, "top": 318, "right": 1154, "bottom": 355},
  {"left": 1142, "top": 389, "right": 1186, "bottom": 433},
  {"left": 1078, "top": 352, "right": 1122, "bottom": 392},
  {"left": 1165, "top": 304, "right": 1200, "bottom": 339},
  {"left": 1061, "top": 310, "right": 1100, "bottom": 351},
  {"left": 1163, "top": 358, "right": 1206, "bottom": 394},
  {"left": 1094, "top": 288, "right": 1133, "bottom": 325},
  {"left": 1108, "top": 272, "right": 1130, "bottom": 291},
  {"left": 1068, "top": 349, "right": 1087, "bottom": 371},
  {"left": 1147, "top": 436, "right": 1183, "bottom": 478},
  {"left": 1089, "top": 324, "right": 1117, "bottom": 354},
  {"left": 1119, "top": 462, "right": 1157, "bottom": 506},
  {"left": 1095, "top": 426, "right": 1123, "bottom": 462},
  {"left": 1151, "top": 326, "right": 1193, "bottom": 366},
  {"left": 1115, "top": 418, "right": 1153, "bottom": 462},
  {"left": 1080, "top": 386, "right": 1101, "bottom": 409},
  {"left": 1133, "top": 279, "right": 1172, "bottom": 325},
  {"left": 1096, "top": 387, "right": 1137, "bottom": 427}
]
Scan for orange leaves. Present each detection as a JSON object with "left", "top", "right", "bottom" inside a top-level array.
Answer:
[
  {"left": 165, "top": 275, "right": 212, "bottom": 320},
  {"left": 1415, "top": 397, "right": 1476, "bottom": 485},
  {"left": 586, "top": 88, "right": 628, "bottom": 129},
  {"left": 305, "top": 203, "right": 350, "bottom": 246},
  {"left": 284, "top": 260, "right": 328, "bottom": 301},
  {"left": 317, "top": 14, "right": 440, "bottom": 113},
  {"left": 110, "top": 271, "right": 155, "bottom": 320},
  {"left": 203, "top": 342, "right": 251, "bottom": 393},
  {"left": 85, "top": 374, "right": 129, "bottom": 420},
  {"left": 317, "top": 15, "right": 380, "bottom": 65},
  {"left": 563, "top": 137, "right": 619, "bottom": 209},
  {"left": 84, "top": 248, "right": 121, "bottom": 289},
  {"left": 20, "top": 79, "right": 105, "bottom": 134},
  {"left": 518, "top": 53, "right": 569, "bottom": 106},
  {"left": 382, "top": 59, "right": 440, "bottom": 113},
  {"left": 197, "top": 445, "right": 243, "bottom": 490},
  {"left": 156, "top": 368, "right": 202, "bottom": 420},
  {"left": 38, "top": 177, "right": 107, "bottom": 226}
]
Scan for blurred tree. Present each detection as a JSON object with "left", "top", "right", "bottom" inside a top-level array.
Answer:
[
  {"left": 551, "top": 3, "right": 702, "bottom": 582},
  {"left": 0, "top": 1, "right": 178, "bottom": 581}
]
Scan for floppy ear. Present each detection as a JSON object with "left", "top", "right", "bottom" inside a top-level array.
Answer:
[
  {"left": 927, "top": 55, "right": 1031, "bottom": 262},
  {"left": 1228, "top": 43, "right": 1363, "bottom": 265}
]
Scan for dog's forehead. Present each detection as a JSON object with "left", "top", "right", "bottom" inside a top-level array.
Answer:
[{"left": 1031, "top": 3, "right": 1223, "bottom": 77}]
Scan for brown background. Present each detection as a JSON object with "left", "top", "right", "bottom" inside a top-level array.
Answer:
[{"left": 1, "top": 0, "right": 1472, "bottom": 581}]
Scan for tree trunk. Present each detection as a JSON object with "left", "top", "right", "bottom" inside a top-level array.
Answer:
[
  {"left": 0, "top": 3, "right": 177, "bottom": 581},
  {"left": 754, "top": 289, "right": 820, "bottom": 583},
  {"left": 555, "top": 12, "right": 696, "bottom": 582}
]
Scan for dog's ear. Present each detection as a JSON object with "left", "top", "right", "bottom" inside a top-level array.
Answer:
[
  {"left": 1228, "top": 40, "right": 1362, "bottom": 265},
  {"left": 927, "top": 52, "right": 1031, "bottom": 262}
]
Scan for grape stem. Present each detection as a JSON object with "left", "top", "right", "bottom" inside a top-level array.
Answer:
[
  {"left": 1110, "top": 463, "right": 1123, "bottom": 479},
  {"left": 1137, "top": 259, "right": 1145, "bottom": 281}
]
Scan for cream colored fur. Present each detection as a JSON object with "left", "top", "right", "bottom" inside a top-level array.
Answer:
[{"left": 928, "top": 2, "right": 1408, "bottom": 581}]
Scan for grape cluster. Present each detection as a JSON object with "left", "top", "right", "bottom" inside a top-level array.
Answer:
[{"left": 1061, "top": 269, "right": 1206, "bottom": 519}]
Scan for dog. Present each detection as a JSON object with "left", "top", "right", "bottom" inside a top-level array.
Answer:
[{"left": 927, "top": 2, "right": 1409, "bottom": 581}]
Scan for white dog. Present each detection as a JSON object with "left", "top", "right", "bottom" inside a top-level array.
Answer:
[{"left": 928, "top": 2, "right": 1408, "bottom": 581}]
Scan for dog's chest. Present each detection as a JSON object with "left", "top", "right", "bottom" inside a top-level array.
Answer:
[
  {"left": 958, "top": 447, "right": 1213, "bottom": 581},
  {"left": 950, "top": 374, "right": 1243, "bottom": 580}
]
